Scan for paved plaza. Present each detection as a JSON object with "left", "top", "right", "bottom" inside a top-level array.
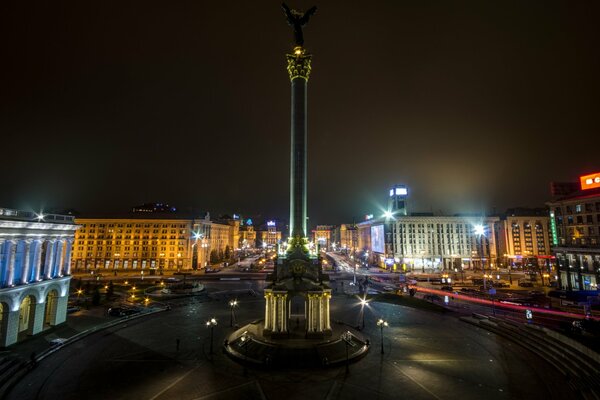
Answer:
[{"left": 8, "top": 280, "right": 572, "bottom": 400}]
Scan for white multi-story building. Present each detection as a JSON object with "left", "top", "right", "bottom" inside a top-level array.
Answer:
[
  {"left": 391, "top": 215, "right": 499, "bottom": 271},
  {"left": 0, "top": 208, "right": 78, "bottom": 347}
]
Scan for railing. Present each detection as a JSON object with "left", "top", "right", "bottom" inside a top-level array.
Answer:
[{"left": 0, "top": 208, "right": 75, "bottom": 223}]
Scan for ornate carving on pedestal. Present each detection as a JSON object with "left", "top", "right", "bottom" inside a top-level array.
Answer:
[{"left": 286, "top": 47, "right": 312, "bottom": 81}]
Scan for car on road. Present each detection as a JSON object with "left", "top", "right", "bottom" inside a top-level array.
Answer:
[
  {"left": 441, "top": 286, "right": 453, "bottom": 292},
  {"left": 382, "top": 285, "right": 396, "bottom": 292},
  {"left": 66, "top": 305, "right": 81, "bottom": 314}
]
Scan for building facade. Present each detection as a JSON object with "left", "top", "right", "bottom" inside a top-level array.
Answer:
[
  {"left": 0, "top": 208, "right": 78, "bottom": 347},
  {"left": 495, "top": 212, "right": 552, "bottom": 269},
  {"left": 313, "top": 225, "right": 334, "bottom": 251},
  {"left": 356, "top": 214, "right": 500, "bottom": 271},
  {"left": 390, "top": 215, "right": 499, "bottom": 271},
  {"left": 258, "top": 221, "right": 282, "bottom": 249},
  {"left": 71, "top": 214, "right": 237, "bottom": 272},
  {"left": 548, "top": 172, "right": 600, "bottom": 291},
  {"left": 333, "top": 224, "right": 358, "bottom": 253}
]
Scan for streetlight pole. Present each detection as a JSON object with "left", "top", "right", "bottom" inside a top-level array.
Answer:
[
  {"left": 359, "top": 296, "right": 368, "bottom": 330},
  {"left": 229, "top": 299, "right": 238, "bottom": 327},
  {"left": 206, "top": 317, "right": 217, "bottom": 358},
  {"left": 377, "top": 318, "right": 388, "bottom": 355},
  {"left": 341, "top": 331, "right": 352, "bottom": 373}
]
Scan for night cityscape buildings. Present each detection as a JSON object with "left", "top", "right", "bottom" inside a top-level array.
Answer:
[{"left": 1, "top": 2, "right": 599, "bottom": 399}]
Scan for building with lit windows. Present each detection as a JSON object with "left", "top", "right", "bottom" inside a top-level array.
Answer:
[
  {"left": 333, "top": 224, "right": 358, "bottom": 252},
  {"left": 548, "top": 172, "right": 600, "bottom": 291},
  {"left": 71, "top": 213, "right": 236, "bottom": 272},
  {"left": 258, "top": 221, "right": 282, "bottom": 248},
  {"left": 239, "top": 219, "right": 257, "bottom": 249},
  {"left": 0, "top": 208, "right": 78, "bottom": 346},
  {"left": 495, "top": 209, "right": 552, "bottom": 269},
  {"left": 390, "top": 215, "right": 499, "bottom": 271},
  {"left": 313, "top": 225, "right": 334, "bottom": 251},
  {"left": 357, "top": 213, "right": 500, "bottom": 272}
]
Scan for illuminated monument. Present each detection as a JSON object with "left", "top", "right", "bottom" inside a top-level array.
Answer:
[
  {"left": 225, "top": 4, "right": 368, "bottom": 366},
  {"left": 262, "top": 3, "right": 332, "bottom": 339}
]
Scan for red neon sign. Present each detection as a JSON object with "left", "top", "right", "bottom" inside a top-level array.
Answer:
[{"left": 580, "top": 172, "right": 600, "bottom": 191}]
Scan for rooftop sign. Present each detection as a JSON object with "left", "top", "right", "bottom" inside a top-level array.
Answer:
[{"left": 580, "top": 172, "right": 600, "bottom": 191}]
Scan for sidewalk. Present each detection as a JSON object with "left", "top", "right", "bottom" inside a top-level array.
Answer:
[{"left": 9, "top": 306, "right": 112, "bottom": 359}]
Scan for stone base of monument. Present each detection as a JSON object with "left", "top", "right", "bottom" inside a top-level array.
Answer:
[{"left": 224, "top": 320, "right": 369, "bottom": 368}]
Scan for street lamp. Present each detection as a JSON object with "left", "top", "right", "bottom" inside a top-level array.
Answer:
[
  {"left": 377, "top": 318, "right": 388, "bottom": 355},
  {"left": 358, "top": 296, "right": 369, "bottom": 330},
  {"left": 474, "top": 224, "right": 487, "bottom": 289},
  {"left": 229, "top": 299, "right": 238, "bottom": 327},
  {"left": 240, "top": 331, "right": 250, "bottom": 376},
  {"left": 341, "top": 331, "right": 353, "bottom": 373},
  {"left": 206, "top": 317, "right": 218, "bottom": 356}
]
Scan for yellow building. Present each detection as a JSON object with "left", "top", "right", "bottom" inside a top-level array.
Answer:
[
  {"left": 240, "top": 225, "right": 257, "bottom": 249},
  {"left": 258, "top": 221, "right": 282, "bottom": 248},
  {"left": 498, "top": 215, "right": 551, "bottom": 267},
  {"left": 338, "top": 224, "right": 358, "bottom": 252},
  {"left": 72, "top": 214, "right": 237, "bottom": 272},
  {"left": 313, "top": 225, "right": 333, "bottom": 251}
]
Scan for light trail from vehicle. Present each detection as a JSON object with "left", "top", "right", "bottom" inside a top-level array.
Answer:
[{"left": 412, "top": 286, "right": 598, "bottom": 321}]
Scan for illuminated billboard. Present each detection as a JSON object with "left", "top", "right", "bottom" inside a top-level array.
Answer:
[
  {"left": 395, "top": 187, "right": 408, "bottom": 196},
  {"left": 580, "top": 172, "right": 600, "bottom": 191},
  {"left": 371, "top": 225, "right": 385, "bottom": 254}
]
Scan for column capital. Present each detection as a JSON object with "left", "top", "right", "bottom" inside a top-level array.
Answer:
[{"left": 286, "top": 47, "right": 311, "bottom": 81}]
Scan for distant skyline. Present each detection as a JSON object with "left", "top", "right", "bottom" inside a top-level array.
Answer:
[{"left": 2, "top": 1, "right": 599, "bottom": 225}]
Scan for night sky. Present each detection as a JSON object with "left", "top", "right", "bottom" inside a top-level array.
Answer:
[{"left": 2, "top": 1, "right": 599, "bottom": 225}]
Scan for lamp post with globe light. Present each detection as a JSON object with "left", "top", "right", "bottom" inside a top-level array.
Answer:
[
  {"left": 341, "top": 331, "right": 353, "bottom": 373},
  {"left": 206, "top": 317, "right": 217, "bottom": 357},
  {"left": 358, "top": 295, "right": 369, "bottom": 330},
  {"left": 474, "top": 224, "right": 487, "bottom": 289},
  {"left": 377, "top": 318, "right": 388, "bottom": 355},
  {"left": 229, "top": 299, "right": 238, "bottom": 327}
]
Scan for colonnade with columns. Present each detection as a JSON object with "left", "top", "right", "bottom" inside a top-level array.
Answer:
[
  {"left": 264, "top": 290, "right": 288, "bottom": 335},
  {"left": 0, "top": 238, "right": 73, "bottom": 288},
  {"left": 0, "top": 212, "right": 78, "bottom": 347},
  {"left": 263, "top": 288, "right": 332, "bottom": 338},
  {"left": 306, "top": 290, "right": 331, "bottom": 336}
]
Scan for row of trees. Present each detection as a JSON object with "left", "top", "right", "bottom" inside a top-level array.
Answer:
[{"left": 209, "top": 245, "right": 232, "bottom": 264}]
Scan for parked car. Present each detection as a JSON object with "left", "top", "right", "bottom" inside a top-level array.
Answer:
[
  {"left": 423, "top": 294, "right": 442, "bottom": 302},
  {"left": 519, "top": 281, "right": 534, "bottom": 287},
  {"left": 66, "top": 305, "right": 81, "bottom": 314},
  {"left": 108, "top": 307, "right": 125, "bottom": 316}
]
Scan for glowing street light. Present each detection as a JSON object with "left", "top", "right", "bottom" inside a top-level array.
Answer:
[
  {"left": 358, "top": 295, "right": 370, "bottom": 330},
  {"left": 206, "top": 317, "right": 218, "bottom": 356},
  {"left": 229, "top": 299, "right": 238, "bottom": 327},
  {"left": 240, "top": 330, "right": 250, "bottom": 376},
  {"left": 377, "top": 318, "right": 389, "bottom": 355},
  {"left": 341, "top": 331, "right": 353, "bottom": 373}
]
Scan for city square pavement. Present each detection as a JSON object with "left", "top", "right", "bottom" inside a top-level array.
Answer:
[{"left": 8, "top": 280, "right": 573, "bottom": 400}]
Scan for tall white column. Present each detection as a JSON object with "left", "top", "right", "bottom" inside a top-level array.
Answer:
[
  {"left": 0, "top": 239, "right": 5, "bottom": 286},
  {"left": 44, "top": 240, "right": 56, "bottom": 279},
  {"left": 6, "top": 240, "right": 17, "bottom": 287},
  {"left": 63, "top": 239, "right": 73, "bottom": 276},
  {"left": 55, "top": 240, "right": 65, "bottom": 277},
  {"left": 33, "top": 240, "right": 43, "bottom": 281},
  {"left": 21, "top": 240, "right": 33, "bottom": 284}
]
